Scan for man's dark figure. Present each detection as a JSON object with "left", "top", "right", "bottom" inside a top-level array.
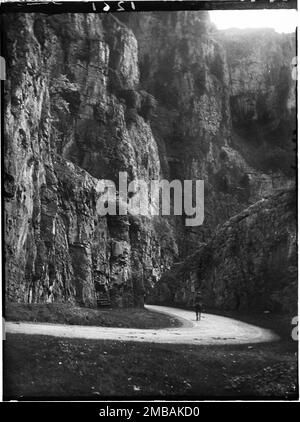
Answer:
[{"left": 194, "top": 293, "right": 203, "bottom": 321}]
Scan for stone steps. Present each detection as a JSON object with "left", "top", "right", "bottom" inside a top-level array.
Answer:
[{"left": 96, "top": 293, "right": 111, "bottom": 307}]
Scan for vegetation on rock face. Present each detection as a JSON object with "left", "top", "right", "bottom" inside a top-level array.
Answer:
[
  {"left": 151, "top": 189, "right": 297, "bottom": 315},
  {"left": 139, "top": 90, "right": 157, "bottom": 121},
  {"left": 3, "top": 12, "right": 296, "bottom": 311},
  {"left": 118, "top": 88, "right": 158, "bottom": 125},
  {"left": 50, "top": 74, "right": 80, "bottom": 115},
  {"left": 2, "top": 12, "right": 298, "bottom": 403},
  {"left": 209, "top": 52, "right": 224, "bottom": 81},
  {"left": 124, "top": 107, "right": 140, "bottom": 127},
  {"left": 108, "top": 67, "right": 124, "bottom": 94},
  {"left": 221, "top": 28, "right": 296, "bottom": 177}
]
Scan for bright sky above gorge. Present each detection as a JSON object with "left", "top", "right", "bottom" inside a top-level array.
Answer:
[{"left": 209, "top": 9, "right": 297, "bottom": 33}]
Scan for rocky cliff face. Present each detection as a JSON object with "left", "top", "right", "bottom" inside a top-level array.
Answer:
[
  {"left": 150, "top": 189, "right": 297, "bottom": 313},
  {"left": 4, "top": 13, "right": 175, "bottom": 307},
  {"left": 3, "top": 12, "right": 296, "bottom": 309},
  {"left": 122, "top": 13, "right": 295, "bottom": 253},
  {"left": 218, "top": 28, "right": 296, "bottom": 178}
]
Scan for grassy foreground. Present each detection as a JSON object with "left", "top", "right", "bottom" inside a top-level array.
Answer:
[
  {"left": 4, "top": 305, "right": 298, "bottom": 400},
  {"left": 5, "top": 302, "right": 181, "bottom": 329},
  {"left": 4, "top": 333, "right": 298, "bottom": 400}
]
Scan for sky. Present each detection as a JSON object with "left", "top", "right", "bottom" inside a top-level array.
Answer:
[{"left": 209, "top": 9, "right": 298, "bottom": 33}]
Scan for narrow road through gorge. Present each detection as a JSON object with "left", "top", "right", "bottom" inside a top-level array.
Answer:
[{"left": 5, "top": 304, "right": 279, "bottom": 345}]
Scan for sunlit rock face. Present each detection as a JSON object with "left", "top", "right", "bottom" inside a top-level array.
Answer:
[
  {"left": 123, "top": 13, "right": 296, "bottom": 252},
  {"left": 221, "top": 29, "right": 296, "bottom": 122},
  {"left": 218, "top": 28, "right": 296, "bottom": 179},
  {"left": 3, "top": 12, "right": 296, "bottom": 309},
  {"left": 4, "top": 13, "right": 174, "bottom": 307}
]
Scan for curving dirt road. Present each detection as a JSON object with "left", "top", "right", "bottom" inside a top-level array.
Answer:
[{"left": 5, "top": 304, "right": 279, "bottom": 345}]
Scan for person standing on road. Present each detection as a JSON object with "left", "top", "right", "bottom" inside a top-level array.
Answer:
[{"left": 194, "top": 292, "right": 203, "bottom": 321}]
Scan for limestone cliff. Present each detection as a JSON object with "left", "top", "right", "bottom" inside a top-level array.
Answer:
[
  {"left": 123, "top": 13, "right": 296, "bottom": 254},
  {"left": 4, "top": 13, "right": 176, "bottom": 307},
  {"left": 150, "top": 189, "right": 297, "bottom": 313},
  {"left": 3, "top": 11, "right": 296, "bottom": 309},
  {"left": 218, "top": 28, "right": 296, "bottom": 178}
]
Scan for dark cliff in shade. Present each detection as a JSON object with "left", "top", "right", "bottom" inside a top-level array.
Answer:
[
  {"left": 150, "top": 189, "right": 297, "bottom": 314},
  {"left": 3, "top": 12, "right": 296, "bottom": 308}
]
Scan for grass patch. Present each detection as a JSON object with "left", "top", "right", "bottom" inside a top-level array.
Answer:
[
  {"left": 5, "top": 302, "right": 181, "bottom": 329},
  {"left": 4, "top": 334, "right": 298, "bottom": 400}
]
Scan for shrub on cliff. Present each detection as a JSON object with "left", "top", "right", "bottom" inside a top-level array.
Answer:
[
  {"left": 119, "top": 89, "right": 141, "bottom": 109},
  {"left": 139, "top": 90, "right": 157, "bottom": 122},
  {"left": 209, "top": 53, "right": 224, "bottom": 81},
  {"left": 108, "top": 68, "right": 124, "bottom": 94},
  {"left": 47, "top": 15, "right": 78, "bottom": 41},
  {"left": 125, "top": 108, "right": 140, "bottom": 127},
  {"left": 120, "top": 89, "right": 158, "bottom": 125},
  {"left": 194, "top": 67, "right": 206, "bottom": 96},
  {"left": 153, "top": 217, "right": 177, "bottom": 254},
  {"left": 50, "top": 74, "right": 80, "bottom": 115},
  {"left": 260, "top": 147, "right": 292, "bottom": 175}
]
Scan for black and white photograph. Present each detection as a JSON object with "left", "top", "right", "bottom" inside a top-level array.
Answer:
[{"left": 0, "top": 0, "right": 298, "bottom": 403}]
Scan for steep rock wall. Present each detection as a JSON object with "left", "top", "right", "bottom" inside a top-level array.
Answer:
[
  {"left": 218, "top": 28, "right": 296, "bottom": 178},
  {"left": 3, "top": 13, "right": 176, "bottom": 307},
  {"left": 150, "top": 189, "right": 297, "bottom": 314},
  {"left": 3, "top": 11, "right": 296, "bottom": 308},
  {"left": 123, "top": 13, "right": 295, "bottom": 255}
]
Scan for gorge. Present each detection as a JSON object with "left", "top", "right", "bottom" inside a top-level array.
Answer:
[{"left": 3, "top": 11, "right": 296, "bottom": 313}]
